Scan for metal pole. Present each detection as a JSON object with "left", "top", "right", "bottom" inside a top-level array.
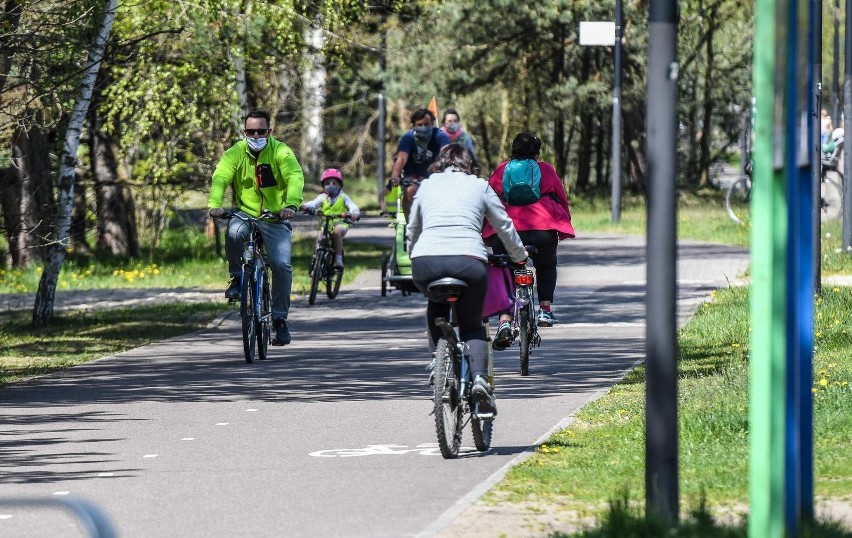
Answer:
[
  {"left": 610, "top": 0, "right": 623, "bottom": 223},
  {"left": 377, "top": 27, "right": 387, "bottom": 205},
  {"left": 843, "top": 0, "right": 852, "bottom": 249},
  {"left": 645, "top": 0, "right": 678, "bottom": 527},
  {"left": 834, "top": 0, "right": 841, "bottom": 121},
  {"left": 377, "top": 93, "right": 386, "bottom": 199}
]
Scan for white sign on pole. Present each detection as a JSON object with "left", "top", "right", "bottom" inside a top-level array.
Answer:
[{"left": 579, "top": 21, "right": 616, "bottom": 46}]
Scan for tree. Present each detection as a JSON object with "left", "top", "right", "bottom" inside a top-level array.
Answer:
[{"left": 32, "top": 0, "right": 117, "bottom": 327}]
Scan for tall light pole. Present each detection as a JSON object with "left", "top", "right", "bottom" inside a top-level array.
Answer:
[
  {"left": 610, "top": 0, "right": 624, "bottom": 223},
  {"left": 645, "top": 0, "right": 679, "bottom": 526},
  {"left": 834, "top": 0, "right": 841, "bottom": 121}
]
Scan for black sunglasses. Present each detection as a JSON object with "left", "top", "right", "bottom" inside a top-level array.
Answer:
[{"left": 244, "top": 128, "right": 270, "bottom": 136}]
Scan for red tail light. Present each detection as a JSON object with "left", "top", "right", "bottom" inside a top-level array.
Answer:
[
  {"left": 446, "top": 296, "right": 459, "bottom": 302},
  {"left": 514, "top": 271, "right": 534, "bottom": 285}
]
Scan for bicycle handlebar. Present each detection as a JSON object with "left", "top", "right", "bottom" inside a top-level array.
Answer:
[
  {"left": 214, "top": 210, "right": 288, "bottom": 221},
  {"left": 488, "top": 245, "right": 538, "bottom": 267}
]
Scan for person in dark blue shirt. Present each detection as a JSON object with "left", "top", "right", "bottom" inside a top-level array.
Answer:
[{"left": 381, "top": 108, "right": 451, "bottom": 218}]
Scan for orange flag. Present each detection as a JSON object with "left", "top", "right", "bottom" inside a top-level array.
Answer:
[{"left": 427, "top": 96, "right": 438, "bottom": 120}]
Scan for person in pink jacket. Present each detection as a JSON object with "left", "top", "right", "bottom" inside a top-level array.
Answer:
[{"left": 483, "top": 133, "right": 574, "bottom": 348}]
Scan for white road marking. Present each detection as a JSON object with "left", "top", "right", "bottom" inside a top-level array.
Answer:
[
  {"left": 245, "top": 409, "right": 258, "bottom": 412},
  {"left": 181, "top": 438, "right": 195, "bottom": 441},
  {"left": 52, "top": 491, "right": 70, "bottom": 495},
  {"left": 143, "top": 454, "right": 158, "bottom": 458},
  {"left": 98, "top": 472, "right": 114, "bottom": 477},
  {"left": 0, "top": 515, "right": 12, "bottom": 520},
  {"left": 215, "top": 423, "right": 228, "bottom": 426},
  {"left": 309, "top": 443, "right": 441, "bottom": 458}
]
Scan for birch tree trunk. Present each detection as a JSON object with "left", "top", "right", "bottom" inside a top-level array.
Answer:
[
  {"left": 301, "top": 18, "right": 326, "bottom": 178},
  {"left": 32, "top": 0, "right": 117, "bottom": 327}
]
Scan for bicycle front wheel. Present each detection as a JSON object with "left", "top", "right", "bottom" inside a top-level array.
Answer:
[
  {"left": 820, "top": 175, "right": 843, "bottom": 221},
  {"left": 257, "top": 267, "right": 271, "bottom": 361},
  {"left": 518, "top": 307, "right": 533, "bottom": 376},
  {"left": 471, "top": 415, "right": 493, "bottom": 452},
  {"left": 240, "top": 270, "right": 257, "bottom": 364},
  {"left": 309, "top": 250, "right": 324, "bottom": 305},
  {"left": 725, "top": 177, "right": 751, "bottom": 225},
  {"left": 433, "top": 338, "right": 463, "bottom": 459}
]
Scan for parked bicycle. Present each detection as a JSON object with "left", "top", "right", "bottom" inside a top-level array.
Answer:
[
  {"left": 726, "top": 165, "right": 842, "bottom": 224},
  {"left": 306, "top": 209, "right": 353, "bottom": 305},
  {"left": 218, "top": 210, "right": 275, "bottom": 364},
  {"left": 429, "top": 278, "right": 495, "bottom": 459},
  {"left": 488, "top": 248, "right": 541, "bottom": 376}
]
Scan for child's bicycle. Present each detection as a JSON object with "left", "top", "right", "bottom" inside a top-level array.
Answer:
[
  {"left": 489, "top": 247, "right": 541, "bottom": 376},
  {"left": 218, "top": 210, "right": 276, "bottom": 364},
  {"left": 380, "top": 187, "right": 418, "bottom": 296},
  {"left": 306, "top": 209, "right": 353, "bottom": 305},
  {"left": 429, "top": 277, "right": 495, "bottom": 459}
]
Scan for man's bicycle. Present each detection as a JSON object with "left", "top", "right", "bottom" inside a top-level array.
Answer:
[
  {"left": 219, "top": 210, "right": 275, "bottom": 364},
  {"left": 726, "top": 166, "right": 843, "bottom": 224},
  {"left": 489, "top": 248, "right": 541, "bottom": 376},
  {"left": 429, "top": 278, "right": 495, "bottom": 459},
  {"left": 307, "top": 210, "right": 352, "bottom": 305}
]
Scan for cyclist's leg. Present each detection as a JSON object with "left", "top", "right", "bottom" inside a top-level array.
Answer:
[
  {"left": 225, "top": 214, "right": 251, "bottom": 278},
  {"left": 258, "top": 219, "right": 293, "bottom": 322},
  {"left": 332, "top": 224, "right": 348, "bottom": 255},
  {"left": 412, "top": 257, "right": 451, "bottom": 350}
]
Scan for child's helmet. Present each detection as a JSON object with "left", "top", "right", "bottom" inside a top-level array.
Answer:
[{"left": 321, "top": 168, "right": 343, "bottom": 187}]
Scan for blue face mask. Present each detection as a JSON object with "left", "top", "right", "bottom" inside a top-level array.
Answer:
[
  {"left": 247, "top": 137, "right": 267, "bottom": 152},
  {"left": 413, "top": 126, "right": 432, "bottom": 142},
  {"left": 324, "top": 184, "right": 341, "bottom": 197},
  {"left": 445, "top": 122, "right": 461, "bottom": 133}
]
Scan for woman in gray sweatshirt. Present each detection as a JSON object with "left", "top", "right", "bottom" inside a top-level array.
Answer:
[{"left": 407, "top": 144, "right": 526, "bottom": 415}]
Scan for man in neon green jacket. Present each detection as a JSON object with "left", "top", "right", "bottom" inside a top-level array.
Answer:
[{"left": 209, "top": 109, "right": 305, "bottom": 345}]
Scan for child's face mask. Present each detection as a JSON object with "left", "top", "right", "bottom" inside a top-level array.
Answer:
[{"left": 324, "top": 182, "right": 341, "bottom": 196}]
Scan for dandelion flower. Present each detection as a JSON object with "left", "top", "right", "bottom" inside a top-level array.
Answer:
[{"left": 819, "top": 378, "right": 828, "bottom": 387}]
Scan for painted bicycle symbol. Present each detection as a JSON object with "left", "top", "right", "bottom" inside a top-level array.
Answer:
[{"left": 309, "top": 443, "right": 441, "bottom": 458}]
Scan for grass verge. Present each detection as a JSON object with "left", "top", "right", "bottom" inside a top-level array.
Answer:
[
  {"left": 0, "top": 302, "right": 231, "bottom": 386},
  {"left": 491, "top": 285, "right": 852, "bottom": 534}
]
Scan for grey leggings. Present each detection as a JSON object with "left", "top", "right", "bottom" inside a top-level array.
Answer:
[{"left": 411, "top": 255, "right": 489, "bottom": 378}]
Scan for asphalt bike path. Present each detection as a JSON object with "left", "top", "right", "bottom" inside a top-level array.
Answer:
[{"left": 0, "top": 225, "right": 749, "bottom": 537}]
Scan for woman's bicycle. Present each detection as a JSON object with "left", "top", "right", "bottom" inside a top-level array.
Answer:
[
  {"left": 307, "top": 209, "right": 352, "bottom": 305},
  {"left": 726, "top": 167, "right": 843, "bottom": 224},
  {"left": 219, "top": 210, "right": 275, "bottom": 364},
  {"left": 429, "top": 278, "right": 495, "bottom": 459},
  {"left": 489, "top": 247, "right": 541, "bottom": 376}
]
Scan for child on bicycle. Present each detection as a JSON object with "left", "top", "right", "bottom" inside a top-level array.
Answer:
[{"left": 301, "top": 168, "right": 361, "bottom": 269}]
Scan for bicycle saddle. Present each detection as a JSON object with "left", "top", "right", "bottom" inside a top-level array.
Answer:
[{"left": 427, "top": 278, "right": 468, "bottom": 302}]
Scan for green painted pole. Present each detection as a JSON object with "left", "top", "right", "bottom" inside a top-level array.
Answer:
[{"left": 749, "top": 0, "right": 788, "bottom": 534}]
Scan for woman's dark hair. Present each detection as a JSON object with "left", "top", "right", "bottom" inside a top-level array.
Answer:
[
  {"left": 442, "top": 108, "right": 460, "bottom": 123},
  {"left": 510, "top": 132, "right": 542, "bottom": 160},
  {"left": 410, "top": 108, "right": 435, "bottom": 124},
  {"left": 428, "top": 144, "right": 475, "bottom": 175},
  {"left": 244, "top": 109, "right": 271, "bottom": 126}
]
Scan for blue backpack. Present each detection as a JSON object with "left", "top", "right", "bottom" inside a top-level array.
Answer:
[{"left": 501, "top": 159, "right": 541, "bottom": 206}]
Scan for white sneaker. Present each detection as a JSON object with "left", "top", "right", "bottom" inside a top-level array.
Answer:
[{"left": 334, "top": 255, "right": 344, "bottom": 269}]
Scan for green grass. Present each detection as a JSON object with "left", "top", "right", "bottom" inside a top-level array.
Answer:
[
  {"left": 0, "top": 226, "right": 384, "bottom": 295},
  {"left": 492, "top": 285, "right": 852, "bottom": 533},
  {"left": 0, "top": 303, "right": 231, "bottom": 386}
]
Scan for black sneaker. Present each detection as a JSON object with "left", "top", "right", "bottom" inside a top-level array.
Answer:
[
  {"left": 471, "top": 376, "right": 497, "bottom": 417},
  {"left": 492, "top": 321, "right": 513, "bottom": 351},
  {"left": 273, "top": 319, "right": 291, "bottom": 345},
  {"left": 225, "top": 277, "right": 240, "bottom": 300}
]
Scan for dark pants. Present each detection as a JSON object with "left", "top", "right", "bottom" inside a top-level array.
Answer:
[
  {"left": 412, "top": 255, "right": 489, "bottom": 378},
  {"left": 491, "top": 229, "right": 558, "bottom": 303}
]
